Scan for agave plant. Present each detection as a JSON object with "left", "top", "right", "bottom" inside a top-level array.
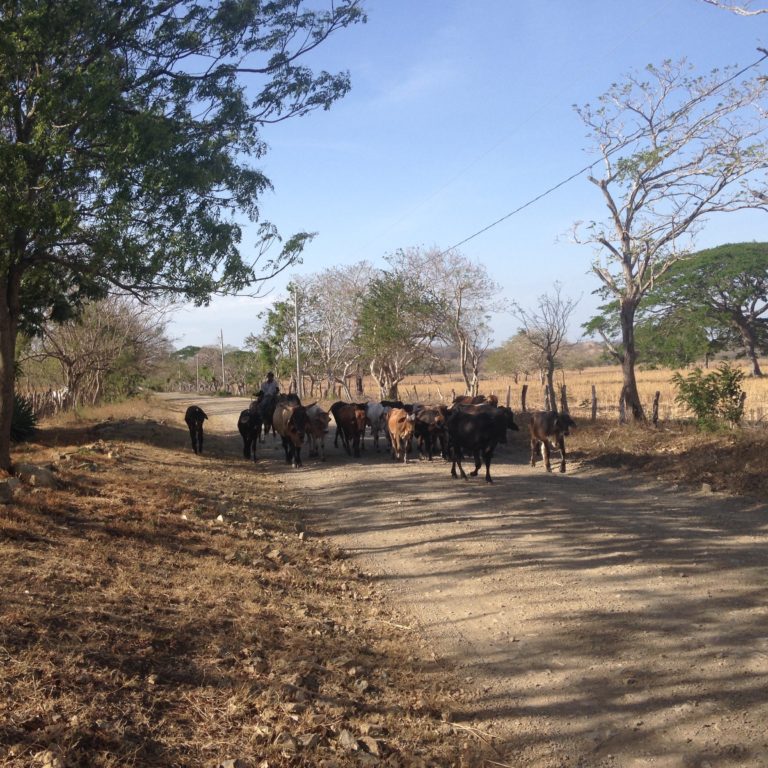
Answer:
[{"left": 11, "top": 393, "right": 38, "bottom": 443}]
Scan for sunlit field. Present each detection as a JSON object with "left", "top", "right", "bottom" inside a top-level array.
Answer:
[{"left": 365, "top": 360, "right": 768, "bottom": 424}]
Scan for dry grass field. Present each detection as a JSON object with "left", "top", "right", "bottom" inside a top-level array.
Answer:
[{"left": 383, "top": 360, "right": 768, "bottom": 424}]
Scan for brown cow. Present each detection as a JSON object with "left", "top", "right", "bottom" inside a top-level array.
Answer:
[
  {"left": 452, "top": 394, "right": 498, "bottom": 407},
  {"left": 330, "top": 401, "right": 367, "bottom": 457},
  {"left": 272, "top": 395, "right": 310, "bottom": 468},
  {"left": 529, "top": 411, "right": 576, "bottom": 473},
  {"left": 387, "top": 407, "right": 416, "bottom": 463},
  {"left": 305, "top": 403, "right": 331, "bottom": 461}
]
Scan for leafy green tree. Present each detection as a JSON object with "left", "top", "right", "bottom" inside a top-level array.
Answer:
[
  {"left": 0, "top": 0, "right": 365, "bottom": 469},
  {"left": 576, "top": 59, "right": 768, "bottom": 421},
  {"left": 633, "top": 308, "right": 718, "bottom": 369},
  {"left": 639, "top": 243, "right": 768, "bottom": 375},
  {"left": 245, "top": 299, "right": 297, "bottom": 384},
  {"left": 356, "top": 272, "right": 442, "bottom": 398},
  {"left": 385, "top": 248, "right": 503, "bottom": 396}
]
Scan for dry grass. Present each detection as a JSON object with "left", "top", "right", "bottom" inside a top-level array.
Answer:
[
  {"left": 371, "top": 359, "right": 768, "bottom": 423},
  {"left": 2, "top": 401, "right": 485, "bottom": 768}
]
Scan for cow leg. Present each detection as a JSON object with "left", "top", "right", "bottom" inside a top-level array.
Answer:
[
  {"left": 530, "top": 438, "right": 539, "bottom": 467},
  {"left": 542, "top": 440, "right": 552, "bottom": 472},
  {"left": 353, "top": 434, "right": 360, "bottom": 458},
  {"left": 483, "top": 446, "right": 494, "bottom": 483},
  {"left": 558, "top": 436, "right": 567, "bottom": 473},
  {"left": 197, "top": 424, "right": 204, "bottom": 454},
  {"left": 469, "top": 449, "right": 482, "bottom": 477},
  {"left": 281, "top": 437, "right": 292, "bottom": 464},
  {"left": 451, "top": 447, "right": 468, "bottom": 480},
  {"left": 293, "top": 444, "right": 303, "bottom": 468},
  {"left": 319, "top": 437, "right": 326, "bottom": 462}
]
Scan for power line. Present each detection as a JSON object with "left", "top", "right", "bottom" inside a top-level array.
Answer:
[
  {"left": 440, "top": 161, "right": 597, "bottom": 254},
  {"left": 441, "top": 48, "right": 768, "bottom": 256}
]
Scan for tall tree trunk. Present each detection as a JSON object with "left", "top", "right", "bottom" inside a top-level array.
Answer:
[
  {"left": 736, "top": 322, "right": 763, "bottom": 377},
  {"left": 371, "top": 361, "right": 399, "bottom": 400},
  {"left": 0, "top": 267, "right": 22, "bottom": 472},
  {"left": 458, "top": 336, "right": 472, "bottom": 395},
  {"left": 0, "top": 317, "right": 16, "bottom": 472},
  {"left": 619, "top": 298, "right": 645, "bottom": 421},
  {"left": 546, "top": 355, "right": 558, "bottom": 415}
]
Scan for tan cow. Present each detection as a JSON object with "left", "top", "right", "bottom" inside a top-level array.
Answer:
[{"left": 386, "top": 407, "right": 416, "bottom": 463}]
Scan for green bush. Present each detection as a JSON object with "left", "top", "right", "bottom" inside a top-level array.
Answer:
[
  {"left": 11, "top": 393, "right": 38, "bottom": 442},
  {"left": 672, "top": 362, "right": 745, "bottom": 429}
]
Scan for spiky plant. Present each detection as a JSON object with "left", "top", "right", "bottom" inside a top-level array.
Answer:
[{"left": 11, "top": 394, "right": 38, "bottom": 443}]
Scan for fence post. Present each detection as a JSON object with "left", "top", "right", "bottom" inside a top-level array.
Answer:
[
  {"left": 521, "top": 384, "right": 528, "bottom": 413},
  {"left": 652, "top": 391, "right": 660, "bottom": 426},
  {"left": 560, "top": 384, "right": 569, "bottom": 414},
  {"left": 506, "top": 385, "right": 511, "bottom": 408},
  {"left": 591, "top": 384, "right": 597, "bottom": 422}
]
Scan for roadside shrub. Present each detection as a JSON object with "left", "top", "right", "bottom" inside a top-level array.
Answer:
[
  {"left": 11, "top": 393, "right": 38, "bottom": 442},
  {"left": 672, "top": 363, "right": 745, "bottom": 429}
]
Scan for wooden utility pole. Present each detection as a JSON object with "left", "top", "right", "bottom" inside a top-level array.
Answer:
[
  {"left": 292, "top": 285, "right": 303, "bottom": 399},
  {"left": 220, "top": 330, "right": 226, "bottom": 392}
]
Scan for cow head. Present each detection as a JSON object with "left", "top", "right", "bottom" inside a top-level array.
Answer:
[{"left": 499, "top": 406, "right": 520, "bottom": 432}]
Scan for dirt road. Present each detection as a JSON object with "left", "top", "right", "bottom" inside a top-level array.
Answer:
[{"left": 176, "top": 395, "right": 768, "bottom": 767}]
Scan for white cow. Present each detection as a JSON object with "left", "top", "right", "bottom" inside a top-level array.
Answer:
[
  {"left": 364, "top": 401, "right": 390, "bottom": 452},
  {"left": 305, "top": 404, "right": 331, "bottom": 461}
]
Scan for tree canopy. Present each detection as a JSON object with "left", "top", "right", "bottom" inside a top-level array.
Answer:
[
  {"left": 638, "top": 242, "right": 768, "bottom": 374},
  {"left": 0, "top": 0, "right": 365, "bottom": 469}
]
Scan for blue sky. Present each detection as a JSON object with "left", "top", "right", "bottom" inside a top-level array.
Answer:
[{"left": 167, "top": 0, "right": 768, "bottom": 349}]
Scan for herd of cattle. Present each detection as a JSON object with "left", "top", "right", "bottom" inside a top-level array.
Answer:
[{"left": 184, "top": 395, "right": 576, "bottom": 483}]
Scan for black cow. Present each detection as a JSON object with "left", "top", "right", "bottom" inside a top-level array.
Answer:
[
  {"left": 414, "top": 404, "right": 449, "bottom": 461},
  {"left": 184, "top": 405, "right": 208, "bottom": 455},
  {"left": 238, "top": 402, "right": 262, "bottom": 461},
  {"left": 529, "top": 411, "right": 576, "bottom": 473},
  {"left": 446, "top": 406, "right": 519, "bottom": 483},
  {"left": 257, "top": 393, "right": 278, "bottom": 441}
]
